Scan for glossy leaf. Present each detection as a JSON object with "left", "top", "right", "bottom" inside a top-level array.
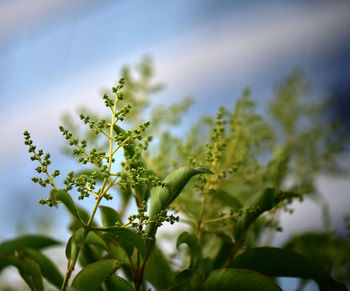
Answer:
[
  {"left": 71, "top": 259, "right": 120, "bottom": 291},
  {"left": 1, "top": 255, "right": 44, "bottom": 291},
  {"left": 52, "top": 189, "right": 82, "bottom": 224},
  {"left": 105, "top": 275, "right": 134, "bottom": 291},
  {"left": 22, "top": 247, "right": 63, "bottom": 288},
  {"left": 202, "top": 268, "right": 282, "bottom": 291},
  {"left": 0, "top": 235, "right": 60, "bottom": 255},
  {"left": 100, "top": 227, "right": 145, "bottom": 257},
  {"left": 146, "top": 166, "right": 212, "bottom": 238},
  {"left": 100, "top": 205, "right": 123, "bottom": 226},
  {"left": 0, "top": 235, "right": 60, "bottom": 272},
  {"left": 229, "top": 247, "right": 348, "bottom": 291},
  {"left": 73, "top": 228, "right": 109, "bottom": 251}
]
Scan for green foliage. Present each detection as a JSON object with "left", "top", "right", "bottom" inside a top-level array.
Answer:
[{"left": 0, "top": 57, "right": 349, "bottom": 291}]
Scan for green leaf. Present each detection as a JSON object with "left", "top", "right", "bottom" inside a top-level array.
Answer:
[
  {"left": 0, "top": 235, "right": 60, "bottom": 271},
  {"left": 229, "top": 247, "right": 348, "bottom": 291},
  {"left": 212, "top": 234, "right": 234, "bottom": 269},
  {"left": 52, "top": 189, "right": 82, "bottom": 224},
  {"left": 284, "top": 232, "right": 350, "bottom": 271},
  {"left": 22, "top": 247, "right": 63, "bottom": 288},
  {"left": 105, "top": 275, "right": 134, "bottom": 291},
  {"left": 100, "top": 227, "right": 145, "bottom": 257},
  {"left": 176, "top": 231, "right": 197, "bottom": 250},
  {"left": 0, "top": 255, "right": 44, "bottom": 291},
  {"left": 144, "top": 246, "right": 173, "bottom": 289},
  {"left": 202, "top": 268, "right": 282, "bottom": 291},
  {"left": 214, "top": 190, "right": 241, "bottom": 210},
  {"left": 73, "top": 228, "right": 109, "bottom": 251},
  {"left": 173, "top": 269, "right": 195, "bottom": 287},
  {"left": 233, "top": 188, "right": 298, "bottom": 240},
  {"left": 100, "top": 206, "right": 123, "bottom": 226},
  {"left": 71, "top": 259, "right": 120, "bottom": 291},
  {"left": 146, "top": 166, "right": 212, "bottom": 238},
  {"left": 0, "top": 235, "right": 60, "bottom": 255}
]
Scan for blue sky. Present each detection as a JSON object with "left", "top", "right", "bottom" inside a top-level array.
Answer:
[
  {"left": 1, "top": 1, "right": 350, "bottom": 289},
  {"left": 0, "top": 2, "right": 350, "bottom": 288}
]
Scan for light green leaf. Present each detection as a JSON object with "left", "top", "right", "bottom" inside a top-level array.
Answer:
[
  {"left": 71, "top": 259, "right": 120, "bottom": 291},
  {"left": 234, "top": 188, "right": 298, "bottom": 240},
  {"left": 229, "top": 247, "right": 348, "bottom": 291},
  {"left": 214, "top": 190, "right": 241, "bottom": 210},
  {"left": 202, "top": 268, "right": 282, "bottom": 291},
  {"left": 105, "top": 275, "right": 134, "bottom": 291},
  {"left": 146, "top": 166, "right": 212, "bottom": 238},
  {"left": 22, "top": 247, "right": 63, "bottom": 289},
  {"left": 100, "top": 206, "right": 123, "bottom": 226}
]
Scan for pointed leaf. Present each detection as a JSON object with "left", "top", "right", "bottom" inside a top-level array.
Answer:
[
  {"left": 71, "top": 259, "right": 120, "bottom": 291},
  {"left": 0, "top": 255, "right": 44, "bottom": 291},
  {"left": 73, "top": 228, "right": 109, "bottom": 251},
  {"left": 100, "top": 206, "right": 123, "bottom": 226},
  {"left": 105, "top": 275, "right": 134, "bottom": 291},
  {"left": 0, "top": 235, "right": 60, "bottom": 255},
  {"left": 52, "top": 190, "right": 82, "bottom": 223},
  {"left": 146, "top": 166, "right": 212, "bottom": 238},
  {"left": 176, "top": 232, "right": 197, "bottom": 250},
  {"left": 229, "top": 247, "right": 347, "bottom": 291},
  {"left": 234, "top": 188, "right": 298, "bottom": 240},
  {"left": 22, "top": 247, "right": 63, "bottom": 288},
  {"left": 100, "top": 227, "right": 145, "bottom": 257},
  {"left": 202, "top": 268, "right": 281, "bottom": 291}
]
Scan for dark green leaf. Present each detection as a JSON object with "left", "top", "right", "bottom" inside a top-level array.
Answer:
[
  {"left": 52, "top": 189, "right": 82, "bottom": 224},
  {"left": 229, "top": 247, "right": 347, "bottom": 291},
  {"left": 73, "top": 228, "right": 109, "bottom": 251},
  {"left": 100, "top": 206, "right": 123, "bottom": 226},
  {"left": 71, "top": 259, "right": 120, "bottom": 291},
  {"left": 173, "top": 269, "right": 195, "bottom": 287},
  {"left": 144, "top": 246, "right": 173, "bottom": 289},
  {"left": 100, "top": 227, "right": 145, "bottom": 257},
  {"left": 105, "top": 275, "right": 134, "bottom": 291},
  {"left": 212, "top": 234, "right": 234, "bottom": 269},
  {"left": 284, "top": 232, "right": 350, "bottom": 271},
  {"left": 176, "top": 232, "right": 197, "bottom": 250},
  {"left": 0, "top": 255, "right": 44, "bottom": 291},
  {"left": 146, "top": 166, "right": 212, "bottom": 238},
  {"left": 202, "top": 268, "right": 282, "bottom": 291},
  {"left": 22, "top": 247, "right": 63, "bottom": 288},
  {"left": 0, "top": 235, "right": 60, "bottom": 271}
]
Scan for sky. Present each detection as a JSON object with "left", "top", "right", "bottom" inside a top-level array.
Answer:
[{"left": 0, "top": 1, "right": 350, "bottom": 289}]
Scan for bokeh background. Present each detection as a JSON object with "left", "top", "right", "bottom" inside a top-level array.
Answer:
[{"left": 0, "top": 1, "right": 350, "bottom": 290}]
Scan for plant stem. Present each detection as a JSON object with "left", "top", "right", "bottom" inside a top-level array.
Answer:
[{"left": 61, "top": 247, "right": 80, "bottom": 291}]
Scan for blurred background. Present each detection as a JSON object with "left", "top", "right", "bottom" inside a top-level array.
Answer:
[{"left": 0, "top": 0, "right": 350, "bottom": 290}]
